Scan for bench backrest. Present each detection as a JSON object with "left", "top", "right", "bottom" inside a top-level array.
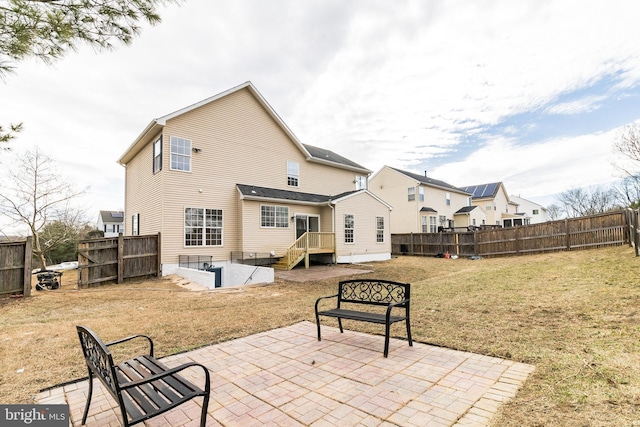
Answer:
[
  {"left": 76, "top": 326, "right": 118, "bottom": 396},
  {"left": 338, "top": 279, "right": 410, "bottom": 307}
]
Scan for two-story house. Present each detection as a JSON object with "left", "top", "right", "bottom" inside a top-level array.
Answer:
[
  {"left": 97, "top": 211, "right": 124, "bottom": 237},
  {"left": 117, "top": 82, "right": 392, "bottom": 287},
  {"left": 369, "top": 166, "right": 484, "bottom": 233},
  {"left": 510, "top": 195, "right": 547, "bottom": 224},
  {"left": 460, "top": 182, "right": 527, "bottom": 227}
]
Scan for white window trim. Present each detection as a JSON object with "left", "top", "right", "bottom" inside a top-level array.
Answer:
[
  {"left": 376, "top": 216, "right": 385, "bottom": 243},
  {"left": 260, "top": 205, "right": 290, "bottom": 228},
  {"left": 170, "top": 136, "right": 192, "bottom": 172},
  {"left": 287, "top": 161, "right": 299, "bottom": 187},
  {"left": 408, "top": 187, "right": 415, "bottom": 202},
  {"left": 344, "top": 213, "right": 355, "bottom": 244},
  {"left": 184, "top": 207, "right": 223, "bottom": 247}
]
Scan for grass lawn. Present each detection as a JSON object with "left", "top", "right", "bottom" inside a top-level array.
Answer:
[{"left": 1, "top": 246, "right": 639, "bottom": 426}]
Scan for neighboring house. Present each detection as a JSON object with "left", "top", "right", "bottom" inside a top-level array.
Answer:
[
  {"left": 510, "top": 195, "right": 548, "bottom": 224},
  {"left": 461, "top": 182, "right": 527, "bottom": 227},
  {"left": 117, "top": 81, "right": 392, "bottom": 287},
  {"left": 97, "top": 211, "right": 124, "bottom": 237},
  {"left": 369, "top": 166, "right": 481, "bottom": 233}
]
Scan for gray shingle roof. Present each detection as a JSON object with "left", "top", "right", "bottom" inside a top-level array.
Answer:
[
  {"left": 303, "top": 144, "right": 368, "bottom": 171},
  {"left": 237, "top": 184, "right": 360, "bottom": 204},
  {"left": 455, "top": 206, "right": 478, "bottom": 214},
  {"left": 389, "top": 167, "right": 470, "bottom": 194},
  {"left": 99, "top": 211, "right": 124, "bottom": 223}
]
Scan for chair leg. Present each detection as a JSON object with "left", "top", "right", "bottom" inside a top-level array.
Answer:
[
  {"left": 199, "top": 395, "right": 209, "bottom": 427},
  {"left": 81, "top": 370, "right": 94, "bottom": 425},
  {"left": 316, "top": 313, "right": 322, "bottom": 341},
  {"left": 384, "top": 322, "right": 391, "bottom": 357}
]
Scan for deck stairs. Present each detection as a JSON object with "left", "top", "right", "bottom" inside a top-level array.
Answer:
[{"left": 272, "top": 232, "right": 335, "bottom": 271}]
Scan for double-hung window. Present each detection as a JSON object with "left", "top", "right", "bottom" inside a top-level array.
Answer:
[
  {"left": 407, "top": 187, "right": 415, "bottom": 201},
  {"left": 184, "top": 208, "right": 223, "bottom": 246},
  {"left": 344, "top": 214, "right": 354, "bottom": 243},
  {"left": 170, "top": 136, "right": 191, "bottom": 172},
  {"left": 376, "top": 216, "right": 384, "bottom": 243},
  {"left": 430, "top": 216, "right": 437, "bottom": 232},
  {"left": 153, "top": 137, "right": 162, "bottom": 173},
  {"left": 261, "top": 205, "right": 289, "bottom": 228},
  {"left": 419, "top": 187, "right": 424, "bottom": 202},
  {"left": 287, "top": 161, "right": 299, "bottom": 187}
]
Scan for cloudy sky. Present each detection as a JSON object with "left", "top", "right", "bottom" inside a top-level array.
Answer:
[{"left": 2, "top": 0, "right": 640, "bottom": 234}]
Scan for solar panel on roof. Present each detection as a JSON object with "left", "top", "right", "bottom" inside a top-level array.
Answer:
[{"left": 483, "top": 183, "right": 498, "bottom": 197}]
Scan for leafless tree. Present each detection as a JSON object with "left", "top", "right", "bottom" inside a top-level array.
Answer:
[
  {"left": 0, "top": 147, "right": 85, "bottom": 269},
  {"left": 612, "top": 174, "right": 640, "bottom": 209},
  {"left": 546, "top": 203, "right": 563, "bottom": 221},
  {"left": 555, "top": 186, "right": 618, "bottom": 218},
  {"left": 613, "top": 123, "right": 640, "bottom": 177}
]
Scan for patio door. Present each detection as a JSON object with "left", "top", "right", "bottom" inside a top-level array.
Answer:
[{"left": 295, "top": 215, "right": 319, "bottom": 239}]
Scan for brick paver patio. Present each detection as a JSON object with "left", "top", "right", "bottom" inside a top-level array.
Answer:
[{"left": 37, "top": 321, "right": 534, "bottom": 426}]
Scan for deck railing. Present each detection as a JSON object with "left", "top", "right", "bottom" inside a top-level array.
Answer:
[{"left": 280, "top": 232, "right": 335, "bottom": 269}]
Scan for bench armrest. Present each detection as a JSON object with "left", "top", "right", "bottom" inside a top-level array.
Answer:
[
  {"left": 315, "top": 294, "right": 339, "bottom": 313},
  {"left": 106, "top": 334, "right": 154, "bottom": 357},
  {"left": 120, "top": 361, "right": 211, "bottom": 393},
  {"left": 385, "top": 298, "right": 410, "bottom": 320}
]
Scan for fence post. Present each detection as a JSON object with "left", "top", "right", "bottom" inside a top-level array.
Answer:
[
  {"left": 156, "top": 232, "right": 162, "bottom": 277},
  {"left": 23, "top": 237, "right": 32, "bottom": 297},
  {"left": 629, "top": 209, "right": 640, "bottom": 256},
  {"left": 117, "top": 233, "right": 124, "bottom": 284},
  {"left": 565, "top": 218, "right": 570, "bottom": 250},
  {"left": 410, "top": 232, "right": 414, "bottom": 256},
  {"left": 473, "top": 230, "right": 478, "bottom": 256}
]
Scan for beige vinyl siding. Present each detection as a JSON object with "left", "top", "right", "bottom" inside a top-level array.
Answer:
[
  {"left": 124, "top": 86, "right": 372, "bottom": 266},
  {"left": 369, "top": 166, "right": 473, "bottom": 233},
  {"left": 239, "top": 201, "right": 332, "bottom": 255},
  {"left": 124, "top": 134, "right": 163, "bottom": 236},
  {"left": 333, "top": 193, "right": 391, "bottom": 258},
  {"left": 368, "top": 167, "right": 418, "bottom": 233}
]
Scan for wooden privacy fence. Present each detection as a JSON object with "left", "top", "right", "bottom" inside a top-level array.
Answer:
[
  {"left": 626, "top": 208, "right": 640, "bottom": 256},
  {"left": 78, "top": 233, "right": 160, "bottom": 287},
  {"left": 0, "top": 237, "right": 32, "bottom": 296},
  {"left": 392, "top": 210, "right": 629, "bottom": 258}
]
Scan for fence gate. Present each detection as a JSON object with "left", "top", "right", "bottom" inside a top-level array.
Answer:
[
  {"left": 78, "top": 233, "right": 160, "bottom": 287},
  {"left": 0, "top": 237, "right": 32, "bottom": 297}
]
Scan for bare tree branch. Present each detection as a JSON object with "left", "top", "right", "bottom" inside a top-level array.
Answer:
[{"left": 0, "top": 146, "right": 86, "bottom": 269}]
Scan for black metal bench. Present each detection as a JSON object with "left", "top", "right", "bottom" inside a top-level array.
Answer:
[
  {"left": 315, "top": 279, "right": 413, "bottom": 357},
  {"left": 76, "top": 326, "right": 210, "bottom": 427}
]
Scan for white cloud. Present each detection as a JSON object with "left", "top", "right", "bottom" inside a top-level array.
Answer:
[{"left": 2, "top": 0, "right": 640, "bottom": 235}]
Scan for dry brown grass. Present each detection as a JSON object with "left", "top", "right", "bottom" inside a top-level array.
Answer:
[{"left": 1, "top": 246, "right": 639, "bottom": 426}]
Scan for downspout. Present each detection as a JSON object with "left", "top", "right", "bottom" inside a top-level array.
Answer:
[{"left": 329, "top": 199, "right": 336, "bottom": 265}]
